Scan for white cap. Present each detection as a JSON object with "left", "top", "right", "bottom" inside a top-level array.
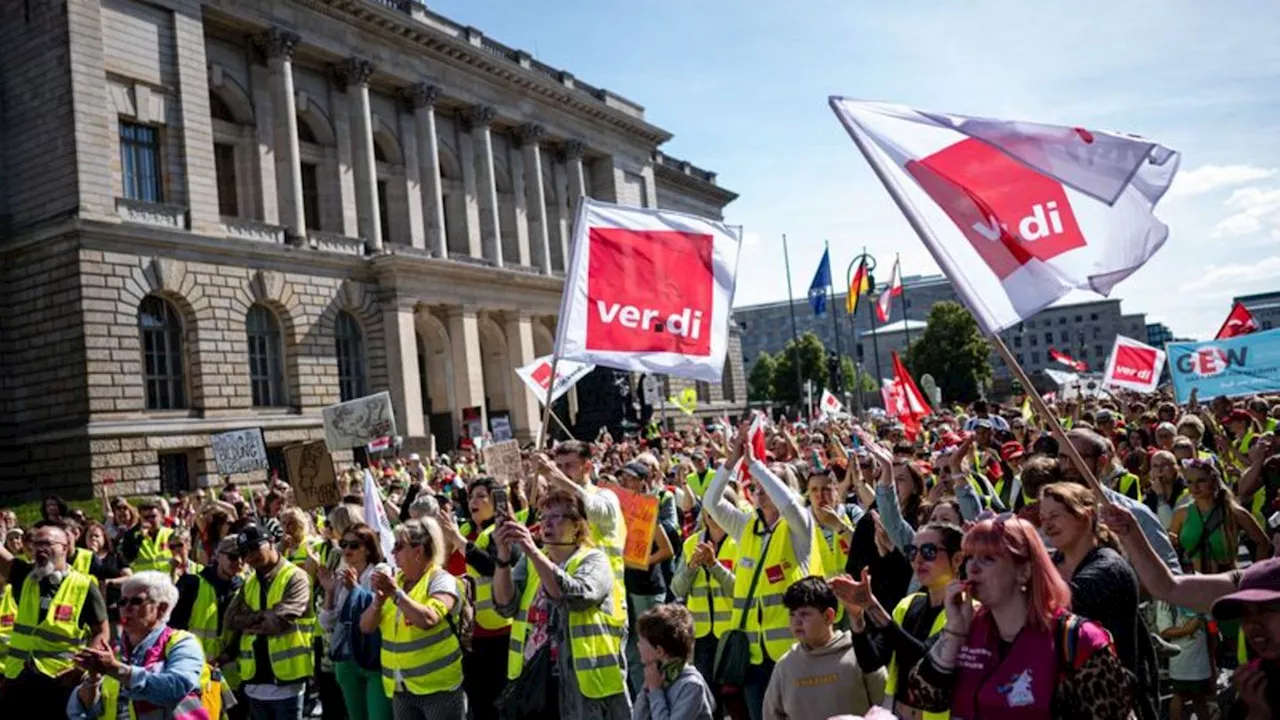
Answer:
[{"left": 408, "top": 453, "right": 421, "bottom": 461}]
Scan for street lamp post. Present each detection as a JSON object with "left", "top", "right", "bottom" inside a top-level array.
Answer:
[{"left": 846, "top": 251, "right": 881, "bottom": 409}]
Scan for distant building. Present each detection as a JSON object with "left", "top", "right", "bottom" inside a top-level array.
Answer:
[
  {"left": 1147, "top": 322, "right": 1174, "bottom": 347},
  {"left": 994, "top": 299, "right": 1146, "bottom": 383},
  {"left": 1235, "top": 291, "right": 1280, "bottom": 332}
]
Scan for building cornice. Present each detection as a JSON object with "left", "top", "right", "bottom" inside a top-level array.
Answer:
[
  {"left": 654, "top": 160, "right": 739, "bottom": 207},
  {"left": 288, "top": 0, "right": 674, "bottom": 147}
]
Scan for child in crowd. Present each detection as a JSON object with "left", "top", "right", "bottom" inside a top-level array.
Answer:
[
  {"left": 1156, "top": 601, "right": 1218, "bottom": 720},
  {"left": 763, "top": 576, "right": 886, "bottom": 720},
  {"left": 632, "top": 603, "right": 715, "bottom": 720}
]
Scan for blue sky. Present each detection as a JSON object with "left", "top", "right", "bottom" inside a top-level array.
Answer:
[{"left": 433, "top": 0, "right": 1280, "bottom": 339}]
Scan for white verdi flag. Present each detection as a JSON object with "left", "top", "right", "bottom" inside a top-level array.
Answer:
[
  {"left": 554, "top": 197, "right": 743, "bottom": 382},
  {"left": 514, "top": 355, "right": 595, "bottom": 405},
  {"left": 830, "top": 99, "right": 1180, "bottom": 334},
  {"left": 1103, "top": 335, "right": 1166, "bottom": 393},
  {"left": 362, "top": 469, "right": 396, "bottom": 561},
  {"left": 819, "top": 388, "right": 843, "bottom": 416}
]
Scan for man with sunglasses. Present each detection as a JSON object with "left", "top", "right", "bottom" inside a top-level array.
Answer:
[
  {"left": 0, "top": 520, "right": 110, "bottom": 709},
  {"left": 169, "top": 536, "right": 246, "bottom": 695}
]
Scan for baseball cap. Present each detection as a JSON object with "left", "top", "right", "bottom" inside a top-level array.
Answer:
[
  {"left": 235, "top": 523, "right": 276, "bottom": 555},
  {"left": 1226, "top": 409, "right": 1254, "bottom": 425},
  {"left": 215, "top": 536, "right": 241, "bottom": 557},
  {"left": 1213, "top": 558, "right": 1280, "bottom": 620},
  {"left": 972, "top": 418, "right": 993, "bottom": 430},
  {"left": 1000, "top": 441, "right": 1026, "bottom": 462}
]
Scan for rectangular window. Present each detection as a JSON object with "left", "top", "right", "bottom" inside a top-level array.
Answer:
[
  {"left": 1044, "top": 332, "right": 1053, "bottom": 344},
  {"left": 214, "top": 143, "right": 238, "bottom": 217},
  {"left": 1091, "top": 313, "right": 1099, "bottom": 321},
  {"left": 300, "top": 162, "right": 321, "bottom": 231},
  {"left": 1016, "top": 353, "right": 1024, "bottom": 364},
  {"left": 1095, "top": 345, "right": 1105, "bottom": 357},
  {"left": 158, "top": 452, "right": 191, "bottom": 495},
  {"left": 1013, "top": 336, "right": 1022, "bottom": 348},
  {"left": 1030, "top": 335, "right": 1038, "bottom": 347},
  {"left": 1075, "top": 315, "right": 1083, "bottom": 323},
  {"left": 1058, "top": 317, "right": 1067, "bottom": 325},
  {"left": 120, "top": 121, "right": 163, "bottom": 202},
  {"left": 1060, "top": 330, "right": 1069, "bottom": 343},
  {"left": 1031, "top": 351, "right": 1041, "bottom": 364},
  {"left": 377, "top": 179, "right": 390, "bottom": 243}
]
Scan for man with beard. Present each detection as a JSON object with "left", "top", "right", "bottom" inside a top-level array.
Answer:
[{"left": 0, "top": 520, "right": 110, "bottom": 709}]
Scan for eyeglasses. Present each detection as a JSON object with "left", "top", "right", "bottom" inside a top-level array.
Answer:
[
  {"left": 904, "top": 542, "right": 941, "bottom": 562},
  {"left": 340, "top": 540, "right": 364, "bottom": 551},
  {"left": 541, "top": 512, "right": 579, "bottom": 524},
  {"left": 119, "top": 596, "right": 155, "bottom": 608},
  {"left": 30, "top": 540, "right": 65, "bottom": 549}
]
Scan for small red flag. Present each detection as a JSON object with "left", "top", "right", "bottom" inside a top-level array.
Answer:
[
  {"left": 1049, "top": 347, "right": 1089, "bottom": 372},
  {"left": 1216, "top": 301, "right": 1259, "bottom": 340}
]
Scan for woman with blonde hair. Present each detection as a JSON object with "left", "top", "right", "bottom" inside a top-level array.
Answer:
[
  {"left": 1170, "top": 458, "right": 1270, "bottom": 574},
  {"left": 493, "top": 488, "right": 630, "bottom": 720}
]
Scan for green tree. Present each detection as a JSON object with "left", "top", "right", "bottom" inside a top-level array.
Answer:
[
  {"left": 841, "top": 356, "right": 879, "bottom": 392},
  {"left": 773, "top": 332, "right": 828, "bottom": 405},
  {"left": 905, "top": 301, "right": 992, "bottom": 403},
  {"left": 747, "top": 352, "right": 777, "bottom": 401}
]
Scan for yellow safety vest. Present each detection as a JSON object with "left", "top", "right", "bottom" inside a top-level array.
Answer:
[
  {"left": 378, "top": 567, "right": 464, "bottom": 697},
  {"left": 72, "top": 547, "right": 94, "bottom": 575},
  {"left": 507, "top": 548, "right": 626, "bottom": 699},
  {"left": 286, "top": 539, "right": 322, "bottom": 640},
  {"left": 238, "top": 563, "right": 314, "bottom": 683},
  {"left": 731, "top": 517, "right": 814, "bottom": 664},
  {"left": 467, "top": 524, "right": 510, "bottom": 632},
  {"left": 135, "top": 528, "right": 175, "bottom": 573},
  {"left": 3, "top": 569, "right": 92, "bottom": 679},
  {"left": 686, "top": 469, "right": 716, "bottom": 499},
  {"left": 681, "top": 533, "right": 738, "bottom": 639},
  {"left": 99, "top": 629, "right": 211, "bottom": 720},
  {"left": 0, "top": 584, "right": 16, "bottom": 662},
  {"left": 1114, "top": 471, "right": 1142, "bottom": 501},
  {"left": 884, "top": 593, "right": 949, "bottom": 720},
  {"left": 189, "top": 573, "right": 241, "bottom": 688},
  {"left": 1233, "top": 430, "right": 1257, "bottom": 470},
  {"left": 587, "top": 485, "right": 628, "bottom": 583}
]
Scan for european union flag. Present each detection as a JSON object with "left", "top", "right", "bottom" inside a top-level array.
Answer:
[{"left": 808, "top": 248, "right": 832, "bottom": 316}]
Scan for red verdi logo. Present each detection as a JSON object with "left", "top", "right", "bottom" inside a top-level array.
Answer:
[
  {"left": 1113, "top": 344, "right": 1157, "bottom": 381},
  {"left": 906, "top": 138, "right": 1086, "bottom": 280},
  {"left": 529, "top": 361, "right": 553, "bottom": 390},
  {"left": 586, "top": 227, "right": 714, "bottom": 356}
]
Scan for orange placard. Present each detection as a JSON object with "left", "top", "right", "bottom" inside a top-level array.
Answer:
[{"left": 606, "top": 484, "right": 659, "bottom": 570}]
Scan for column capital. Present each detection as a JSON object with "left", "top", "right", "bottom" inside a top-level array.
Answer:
[
  {"left": 401, "top": 83, "right": 441, "bottom": 111},
  {"left": 250, "top": 27, "right": 300, "bottom": 63},
  {"left": 332, "top": 57, "right": 376, "bottom": 88},
  {"left": 446, "top": 304, "right": 483, "bottom": 320},
  {"left": 460, "top": 104, "right": 497, "bottom": 131},
  {"left": 559, "top": 139, "right": 586, "bottom": 161},
  {"left": 516, "top": 123, "right": 545, "bottom": 147}
]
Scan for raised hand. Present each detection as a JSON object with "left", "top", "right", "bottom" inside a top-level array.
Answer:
[
  {"left": 943, "top": 579, "right": 975, "bottom": 635},
  {"left": 829, "top": 568, "right": 873, "bottom": 610}
]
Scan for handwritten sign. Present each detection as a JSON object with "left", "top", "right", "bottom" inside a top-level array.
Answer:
[
  {"left": 284, "top": 441, "right": 340, "bottom": 510},
  {"left": 482, "top": 439, "right": 522, "bottom": 487},
  {"left": 322, "top": 391, "right": 397, "bottom": 451},
  {"left": 210, "top": 428, "right": 269, "bottom": 475},
  {"left": 608, "top": 484, "right": 659, "bottom": 570}
]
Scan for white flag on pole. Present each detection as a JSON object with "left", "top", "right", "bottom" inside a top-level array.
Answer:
[
  {"left": 553, "top": 198, "right": 743, "bottom": 382},
  {"left": 830, "top": 99, "right": 1180, "bottom": 335},
  {"left": 362, "top": 469, "right": 396, "bottom": 561},
  {"left": 819, "top": 388, "right": 843, "bottom": 417},
  {"left": 514, "top": 355, "right": 595, "bottom": 405}
]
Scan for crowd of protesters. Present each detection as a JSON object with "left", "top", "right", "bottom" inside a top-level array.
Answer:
[{"left": 2, "top": 388, "right": 1280, "bottom": 719}]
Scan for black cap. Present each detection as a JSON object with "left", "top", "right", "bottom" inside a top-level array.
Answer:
[{"left": 235, "top": 523, "right": 275, "bottom": 555}]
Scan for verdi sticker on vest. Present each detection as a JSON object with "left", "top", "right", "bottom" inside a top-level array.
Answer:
[
  {"left": 54, "top": 604, "right": 73, "bottom": 622},
  {"left": 764, "top": 564, "right": 784, "bottom": 584}
]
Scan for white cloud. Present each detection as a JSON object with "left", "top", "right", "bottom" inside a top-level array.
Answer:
[
  {"left": 1168, "top": 164, "right": 1277, "bottom": 197},
  {"left": 1211, "top": 186, "right": 1280, "bottom": 238},
  {"left": 1182, "top": 256, "right": 1280, "bottom": 292}
]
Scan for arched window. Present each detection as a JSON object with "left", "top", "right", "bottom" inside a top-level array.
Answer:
[
  {"left": 334, "top": 311, "right": 366, "bottom": 401},
  {"left": 138, "top": 296, "right": 186, "bottom": 410},
  {"left": 246, "top": 305, "right": 287, "bottom": 407}
]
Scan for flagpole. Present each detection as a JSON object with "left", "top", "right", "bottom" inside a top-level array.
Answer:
[
  {"left": 535, "top": 356, "right": 559, "bottom": 450},
  {"left": 865, "top": 258, "right": 884, "bottom": 389},
  {"left": 548, "top": 408, "right": 577, "bottom": 440},
  {"left": 897, "top": 254, "right": 912, "bottom": 349},
  {"left": 824, "top": 240, "right": 846, "bottom": 395},
  {"left": 781, "top": 234, "right": 805, "bottom": 412},
  {"left": 836, "top": 109, "right": 1105, "bottom": 500}
]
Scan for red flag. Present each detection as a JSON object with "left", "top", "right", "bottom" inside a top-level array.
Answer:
[
  {"left": 875, "top": 258, "right": 903, "bottom": 323},
  {"left": 1049, "top": 347, "right": 1089, "bottom": 372},
  {"left": 737, "top": 411, "right": 768, "bottom": 490},
  {"left": 1216, "top": 301, "right": 1259, "bottom": 340},
  {"left": 887, "top": 352, "right": 932, "bottom": 440}
]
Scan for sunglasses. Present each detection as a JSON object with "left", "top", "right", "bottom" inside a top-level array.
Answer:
[
  {"left": 904, "top": 542, "right": 941, "bottom": 562},
  {"left": 119, "top": 596, "right": 155, "bottom": 608},
  {"left": 340, "top": 540, "right": 364, "bottom": 551}
]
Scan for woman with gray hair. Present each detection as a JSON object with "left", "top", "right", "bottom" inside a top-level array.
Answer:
[{"left": 67, "top": 571, "right": 208, "bottom": 719}]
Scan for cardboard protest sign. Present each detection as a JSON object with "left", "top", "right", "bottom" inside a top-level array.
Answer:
[
  {"left": 482, "top": 440, "right": 522, "bottom": 486},
  {"left": 607, "top": 484, "right": 659, "bottom": 570},
  {"left": 284, "top": 441, "right": 340, "bottom": 510},
  {"left": 210, "top": 428, "right": 269, "bottom": 475},
  {"left": 322, "top": 391, "right": 397, "bottom": 451}
]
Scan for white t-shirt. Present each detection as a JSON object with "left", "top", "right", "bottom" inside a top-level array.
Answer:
[{"left": 1156, "top": 602, "right": 1212, "bottom": 682}]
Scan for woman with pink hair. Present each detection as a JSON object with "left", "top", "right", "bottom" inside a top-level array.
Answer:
[{"left": 904, "top": 515, "right": 1135, "bottom": 719}]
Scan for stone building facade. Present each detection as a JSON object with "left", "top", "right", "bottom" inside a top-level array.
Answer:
[{"left": 0, "top": 0, "right": 741, "bottom": 499}]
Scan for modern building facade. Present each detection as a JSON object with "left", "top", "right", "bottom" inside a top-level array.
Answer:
[
  {"left": 0, "top": 0, "right": 742, "bottom": 499},
  {"left": 1236, "top": 291, "right": 1280, "bottom": 332}
]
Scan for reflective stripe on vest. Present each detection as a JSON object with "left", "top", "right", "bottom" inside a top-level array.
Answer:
[
  {"left": 681, "top": 534, "right": 737, "bottom": 639},
  {"left": 3, "top": 570, "right": 91, "bottom": 679},
  {"left": 507, "top": 548, "right": 626, "bottom": 699},
  {"left": 378, "top": 567, "right": 463, "bottom": 696},
  {"left": 0, "top": 584, "right": 15, "bottom": 662},
  {"left": 730, "top": 518, "right": 812, "bottom": 664},
  {"left": 884, "top": 593, "right": 949, "bottom": 720},
  {"left": 238, "top": 563, "right": 314, "bottom": 682},
  {"left": 468, "top": 525, "right": 511, "bottom": 631},
  {"left": 135, "top": 528, "right": 175, "bottom": 573}
]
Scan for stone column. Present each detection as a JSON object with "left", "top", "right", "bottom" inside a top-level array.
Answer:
[
  {"left": 456, "top": 112, "right": 484, "bottom": 260},
  {"left": 503, "top": 313, "right": 541, "bottom": 442},
  {"left": 396, "top": 107, "right": 425, "bottom": 249},
  {"left": 465, "top": 105, "right": 503, "bottom": 267},
  {"left": 562, "top": 139, "right": 587, "bottom": 204},
  {"left": 447, "top": 306, "right": 487, "bottom": 438},
  {"left": 551, "top": 160, "right": 571, "bottom": 268},
  {"left": 256, "top": 28, "right": 304, "bottom": 237},
  {"left": 383, "top": 303, "right": 426, "bottom": 438},
  {"left": 334, "top": 57, "right": 381, "bottom": 252},
  {"left": 508, "top": 133, "right": 532, "bottom": 268},
  {"left": 404, "top": 83, "right": 446, "bottom": 256},
  {"left": 248, "top": 62, "right": 279, "bottom": 225},
  {"left": 519, "top": 125, "right": 552, "bottom": 274}
]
